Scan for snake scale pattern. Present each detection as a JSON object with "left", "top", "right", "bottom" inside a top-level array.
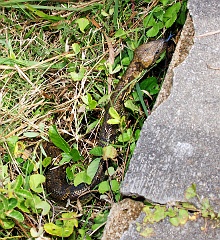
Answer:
[{"left": 45, "top": 38, "right": 168, "bottom": 203}]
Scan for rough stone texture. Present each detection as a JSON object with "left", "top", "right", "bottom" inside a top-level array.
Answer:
[
  {"left": 153, "top": 13, "right": 194, "bottom": 110},
  {"left": 101, "top": 199, "right": 144, "bottom": 240},
  {"left": 121, "top": 213, "right": 220, "bottom": 240},
  {"left": 121, "top": 0, "right": 220, "bottom": 211}
]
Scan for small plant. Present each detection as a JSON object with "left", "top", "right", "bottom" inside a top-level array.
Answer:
[{"left": 136, "top": 184, "right": 220, "bottom": 237}]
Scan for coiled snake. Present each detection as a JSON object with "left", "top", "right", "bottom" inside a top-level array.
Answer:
[{"left": 45, "top": 38, "right": 168, "bottom": 203}]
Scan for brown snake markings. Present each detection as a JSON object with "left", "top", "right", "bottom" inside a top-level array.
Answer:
[{"left": 45, "top": 38, "right": 168, "bottom": 203}]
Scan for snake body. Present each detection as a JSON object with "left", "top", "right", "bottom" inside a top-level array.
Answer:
[{"left": 45, "top": 38, "right": 168, "bottom": 203}]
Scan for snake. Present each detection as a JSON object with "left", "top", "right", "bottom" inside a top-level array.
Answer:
[{"left": 45, "top": 37, "right": 169, "bottom": 203}]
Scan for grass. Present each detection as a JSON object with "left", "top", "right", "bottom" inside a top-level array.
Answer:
[{"left": 0, "top": 0, "right": 187, "bottom": 239}]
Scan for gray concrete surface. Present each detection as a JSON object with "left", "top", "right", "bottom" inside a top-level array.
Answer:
[{"left": 119, "top": 0, "right": 220, "bottom": 239}]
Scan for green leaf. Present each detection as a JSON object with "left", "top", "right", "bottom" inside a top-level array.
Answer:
[
  {"left": 0, "top": 219, "right": 15, "bottom": 229},
  {"left": 26, "top": 4, "right": 63, "bottom": 21},
  {"left": 72, "top": 43, "right": 81, "bottom": 55},
  {"left": 48, "top": 125, "right": 70, "bottom": 153},
  {"left": 146, "top": 24, "right": 159, "bottom": 37},
  {"left": 108, "top": 107, "right": 120, "bottom": 120},
  {"left": 35, "top": 201, "right": 50, "bottom": 215},
  {"left": 14, "top": 189, "right": 33, "bottom": 199},
  {"left": 166, "top": 207, "right": 177, "bottom": 217},
  {"left": 107, "top": 167, "right": 115, "bottom": 176},
  {"left": 6, "top": 209, "right": 24, "bottom": 222},
  {"left": 114, "top": 28, "right": 127, "bottom": 39},
  {"left": 8, "top": 198, "right": 17, "bottom": 210},
  {"left": 70, "top": 148, "right": 82, "bottom": 162},
  {"left": 169, "top": 216, "right": 179, "bottom": 226},
  {"left": 87, "top": 158, "right": 101, "bottom": 179},
  {"left": 44, "top": 223, "right": 73, "bottom": 238},
  {"left": 88, "top": 93, "right": 97, "bottom": 110},
  {"left": 42, "top": 157, "right": 51, "bottom": 168},
  {"left": 23, "top": 131, "right": 40, "bottom": 138},
  {"left": 143, "top": 14, "right": 155, "bottom": 27},
  {"left": 178, "top": 209, "right": 189, "bottom": 225},
  {"left": 103, "top": 146, "right": 118, "bottom": 160},
  {"left": 98, "top": 181, "right": 110, "bottom": 194},
  {"left": 60, "top": 152, "right": 72, "bottom": 164},
  {"left": 185, "top": 183, "right": 197, "bottom": 200},
  {"left": 13, "top": 175, "right": 23, "bottom": 190},
  {"left": 163, "top": 2, "right": 181, "bottom": 28},
  {"left": 0, "top": 195, "right": 8, "bottom": 210},
  {"left": 107, "top": 119, "right": 120, "bottom": 124},
  {"left": 75, "top": 18, "right": 90, "bottom": 33},
  {"left": 74, "top": 171, "right": 91, "bottom": 186},
  {"left": 153, "top": 206, "right": 166, "bottom": 222},
  {"left": 124, "top": 99, "right": 139, "bottom": 112},
  {"left": 118, "top": 129, "right": 132, "bottom": 143},
  {"left": 89, "top": 147, "right": 103, "bottom": 156},
  {"left": 70, "top": 66, "right": 86, "bottom": 81},
  {"left": 29, "top": 174, "right": 45, "bottom": 193},
  {"left": 110, "top": 180, "right": 119, "bottom": 193}
]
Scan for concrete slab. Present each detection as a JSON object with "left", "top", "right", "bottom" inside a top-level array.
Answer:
[{"left": 121, "top": 0, "right": 220, "bottom": 212}]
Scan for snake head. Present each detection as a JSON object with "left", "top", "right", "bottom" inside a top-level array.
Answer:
[{"left": 134, "top": 39, "right": 167, "bottom": 69}]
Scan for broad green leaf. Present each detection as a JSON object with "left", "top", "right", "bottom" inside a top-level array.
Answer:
[
  {"left": 146, "top": 24, "right": 159, "bottom": 37},
  {"left": 14, "top": 189, "right": 33, "bottom": 199},
  {"left": 103, "top": 146, "right": 117, "bottom": 160},
  {"left": 160, "top": 0, "right": 169, "bottom": 5},
  {"left": 169, "top": 216, "right": 180, "bottom": 226},
  {"left": 98, "top": 181, "right": 110, "bottom": 194},
  {"left": 178, "top": 209, "right": 189, "bottom": 225},
  {"left": 153, "top": 206, "right": 166, "bottom": 222},
  {"left": 143, "top": 14, "right": 155, "bottom": 27},
  {"left": 42, "top": 157, "right": 51, "bottom": 167},
  {"left": 23, "top": 131, "right": 40, "bottom": 138},
  {"left": 185, "top": 183, "right": 197, "bottom": 200},
  {"left": 109, "top": 107, "right": 120, "bottom": 120},
  {"left": 60, "top": 152, "right": 72, "bottom": 165},
  {"left": 0, "top": 219, "right": 15, "bottom": 229},
  {"left": 124, "top": 99, "right": 139, "bottom": 112},
  {"left": 118, "top": 129, "right": 133, "bottom": 143},
  {"left": 166, "top": 207, "right": 177, "bottom": 217},
  {"left": 107, "top": 118, "right": 120, "bottom": 124},
  {"left": 29, "top": 174, "right": 45, "bottom": 193},
  {"left": 70, "top": 66, "right": 86, "bottom": 81},
  {"left": 44, "top": 223, "right": 73, "bottom": 237},
  {"left": 8, "top": 198, "right": 17, "bottom": 210},
  {"left": 114, "top": 28, "right": 126, "bottom": 39},
  {"left": 0, "top": 195, "right": 8, "bottom": 210},
  {"left": 89, "top": 147, "right": 103, "bottom": 156},
  {"left": 70, "top": 148, "right": 82, "bottom": 161},
  {"left": 48, "top": 125, "right": 70, "bottom": 153},
  {"left": 74, "top": 171, "right": 91, "bottom": 186},
  {"left": 6, "top": 209, "right": 24, "bottom": 222},
  {"left": 72, "top": 43, "right": 81, "bottom": 55},
  {"left": 107, "top": 167, "right": 115, "bottom": 176},
  {"left": 87, "top": 158, "right": 101, "bottom": 179},
  {"left": 75, "top": 18, "right": 90, "bottom": 33},
  {"left": 88, "top": 93, "right": 97, "bottom": 110},
  {"left": 35, "top": 201, "right": 50, "bottom": 215},
  {"left": 110, "top": 180, "right": 119, "bottom": 192},
  {"left": 163, "top": 2, "right": 181, "bottom": 28}
]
